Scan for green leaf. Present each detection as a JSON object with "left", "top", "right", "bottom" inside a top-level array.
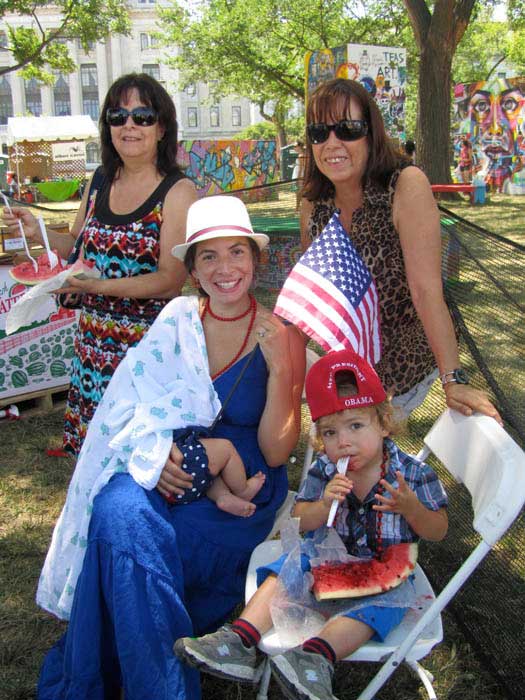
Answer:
[{"left": 0, "top": 0, "right": 131, "bottom": 78}]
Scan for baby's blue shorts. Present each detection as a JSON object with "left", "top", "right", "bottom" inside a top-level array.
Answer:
[{"left": 171, "top": 427, "right": 214, "bottom": 504}]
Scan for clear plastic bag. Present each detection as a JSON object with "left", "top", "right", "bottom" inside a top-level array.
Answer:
[{"left": 269, "top": 518, "right": 416, "bottom": 647}]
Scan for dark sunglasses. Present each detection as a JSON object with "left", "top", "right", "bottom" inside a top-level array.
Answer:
[
  {"left": 106, "top": 106, "right": 158, "bottom": 127},
  {"left": 307, "top": 119, "right": 369, "bottom": 144}
]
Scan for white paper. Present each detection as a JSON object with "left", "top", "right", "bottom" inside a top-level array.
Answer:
[
  {"left": 5, "top": 262, "right": 101, "bottom": 335},
  {"left": 3, "top": 237, "right": 25, "bottom": 251}
]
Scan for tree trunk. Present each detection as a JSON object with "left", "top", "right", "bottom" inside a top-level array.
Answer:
[
  {"left": 405, "top": 0, "right": 476, "bottom": 184},
  {"left": 274, "top": 123, "right": 287, "bottom": 179},
  {"left": 416, "top": 43, "right": 454, "bottom": 184}
]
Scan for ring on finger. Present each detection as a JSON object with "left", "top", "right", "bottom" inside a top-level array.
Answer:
[{"left": 257, "top": 329, "right": 267, "bottom": 338}]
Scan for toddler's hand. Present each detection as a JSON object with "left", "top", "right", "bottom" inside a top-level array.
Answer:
[
  {"left": 322, "top": 474, "right": 353, "bottom": 508},
  {"left": 373, "top": 471, "right": 419, "bottom": 517}
]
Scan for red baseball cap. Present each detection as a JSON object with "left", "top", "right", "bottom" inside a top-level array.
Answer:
[{"left": 305, "top": 349, "right": 387, "bottom": 422}]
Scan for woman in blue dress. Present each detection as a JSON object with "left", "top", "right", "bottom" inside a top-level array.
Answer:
[{"left": 37, "top": 196, "right": 306, "bottom": 699}]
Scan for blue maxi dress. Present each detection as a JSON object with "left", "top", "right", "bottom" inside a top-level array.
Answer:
[{"left": 37, "top": 347, "right": 288, "bottom": 700}]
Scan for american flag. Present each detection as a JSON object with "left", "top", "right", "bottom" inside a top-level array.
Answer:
[{"left": 274, "top": 211, "right": 381, "bottom": 364}]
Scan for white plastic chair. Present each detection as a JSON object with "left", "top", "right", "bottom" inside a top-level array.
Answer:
[{"left": 245, "top": 409, "right": 525, "bottom": 699}]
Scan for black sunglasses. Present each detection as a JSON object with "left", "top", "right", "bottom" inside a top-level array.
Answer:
[
  {"left": 106, "top": 106, "right": 158, "bottom": 127},
  {"left": 307, "top": 119, "right": 369, "bottom": 144}
]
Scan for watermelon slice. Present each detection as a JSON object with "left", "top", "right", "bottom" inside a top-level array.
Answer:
[
  {"left": 311, "top": 542, "right": 418, "bottom": 601},
  {"left": 10, "top": 251, "right": 67, "bottom": 285}
]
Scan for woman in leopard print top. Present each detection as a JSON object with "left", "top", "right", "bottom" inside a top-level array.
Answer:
[{"left": 299, "top": 78, "right": 499, "bottom": 421}]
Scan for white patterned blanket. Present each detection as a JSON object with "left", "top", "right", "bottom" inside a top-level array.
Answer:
[{"left": 37, "top": 296, "right": 221, "bottom": 619}]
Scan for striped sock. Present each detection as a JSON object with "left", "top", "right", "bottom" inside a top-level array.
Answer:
[
  {"left": 231, "top": 618, "right": 261, "bottom": 648},
  {"left": 302, "top": 637, "right": 337, "bottom": 665}
]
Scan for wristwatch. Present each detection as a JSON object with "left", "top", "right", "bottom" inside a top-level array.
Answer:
[{"left": 440, "top": 368, "right": 470, "bottom": 387}]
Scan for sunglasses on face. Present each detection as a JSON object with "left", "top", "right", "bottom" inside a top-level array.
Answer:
[
  {"left": 106, "top": 106, "right": 158, "bottom": 127},
  {"left": 306, "top": 119, "right": 369, "bottom": 144}
]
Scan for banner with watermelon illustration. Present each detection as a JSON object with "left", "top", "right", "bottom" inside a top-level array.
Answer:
[{"left": 0, "top": 266, "right": 78, "bottom": 401}]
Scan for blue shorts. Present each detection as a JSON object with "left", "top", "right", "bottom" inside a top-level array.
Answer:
[
  {"left": 171, "top": 427, "right": 214, "bottom": 505},
  {"left": 257, "top": 554, "right": 408, "bottom": 643}
]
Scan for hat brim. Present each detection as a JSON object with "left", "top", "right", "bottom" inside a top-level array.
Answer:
[{"left": 171, "top": 230, "right": 270, "bottom": 261}]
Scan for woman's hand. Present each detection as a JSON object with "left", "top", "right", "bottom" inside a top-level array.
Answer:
[
  {"left": 156, "top": 442, "right": 193, "bottom": 498},
  {"left": 55, "top": 275, "right": 106, "bottom": 297},
  {"left": 254, "top": 314, "right": 290, "bottom": 374},
  {"left": 443, "top": 383, "right": 502, "bottom": 425},
  {"left": 2, "top": 206, "right": 41, "bottom": 243},
  {"left": 322, "top": 474, "right": 353, "bottom": 508}
]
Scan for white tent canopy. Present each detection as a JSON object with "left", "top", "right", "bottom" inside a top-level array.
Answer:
[{"left": 6, "top": 115, "right": 98, "bottom": 144}]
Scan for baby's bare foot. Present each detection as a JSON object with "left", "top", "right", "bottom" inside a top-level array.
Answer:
[
  {"left": 216, "top": 493, "right": 257, "bottom": 518},
  {"left": 237, "top": 471, "right": 266, "bottom": 501}
]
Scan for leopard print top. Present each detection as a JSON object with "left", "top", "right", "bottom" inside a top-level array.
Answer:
[{"left": 305, "top": 170, "right": 435, "bottom": 396}]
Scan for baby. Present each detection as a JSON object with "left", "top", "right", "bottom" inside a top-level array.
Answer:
[{"left": 165, "top": 427, "right": 265, "bottom": 517}]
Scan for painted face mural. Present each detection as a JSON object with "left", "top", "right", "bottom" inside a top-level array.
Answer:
[{"left": 455, "top": 77, "right": 525, "bottom": 192}]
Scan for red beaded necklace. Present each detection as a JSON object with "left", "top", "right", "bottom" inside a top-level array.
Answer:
[
  {"left": 204, "top": 294, "right": 255, "bottom": 322},
  {"left": 374, "top": 445, "right": 389, "bottom": 560},
  {"left": 201, "top": 294, "right": 257, "bottom": 380}
]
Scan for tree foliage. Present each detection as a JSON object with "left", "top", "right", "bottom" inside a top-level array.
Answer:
[
  {"left": 454, "top": 6, "right": 525, "bottom": 83},
  {"left": 234, "top": 121, "right": 277, "bottom": 140},
  {"left": 158, "top": 0, "right": 407, "bottom": 145},
  {"left": 0, "top": 0, "right": 131, "bottom": 83},
  {"left": 508, "top": 0, "right": 525, "bottom": 29},
  {"left": 158, "top": 0, "right": 521, "bottom": 177}
]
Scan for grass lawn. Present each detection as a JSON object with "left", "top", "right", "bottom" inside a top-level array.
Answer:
[
  {"left": 0, "top": 405, "right": 508, "bottom": 700},
  {"left": 1, "top": 193, "right": 522, "bottom": 699},
  {"left": 440, "top": 192, "right": 525, "bottom": 246}
]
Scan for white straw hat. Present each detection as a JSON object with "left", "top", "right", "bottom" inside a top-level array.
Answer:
[{"left": 171, "top": 195, "right": 270, "bottom": 260}]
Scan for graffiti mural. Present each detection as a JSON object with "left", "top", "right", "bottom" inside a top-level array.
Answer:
[
  {"left": 178, "top": 140, "right": 278, "bottom": 197},
  {"left": 258, "top": 232, "right": 303, "bottom": 291},
  {"left": 305, "top": 44, "right": 407, "bottom": 141},
  {"left": 452, "top": 77, "right": 525, "bottom": 194}
]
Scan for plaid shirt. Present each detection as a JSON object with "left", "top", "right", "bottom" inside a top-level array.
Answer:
[{"left": 296, "top": 438, "right": 448, "bottom": 558}]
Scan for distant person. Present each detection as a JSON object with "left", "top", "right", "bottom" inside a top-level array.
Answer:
[
  {"left": 404, "top": 139, "right": 416, "bottom": 163},
  {"left": 8, "top": 172, "right": 20, "bottom": 197},
  {"left": 2, "top": 72, "right": 198, "bottom": 455},
  {"left": 458, "top": 138, "right": 473, "bottom": 184}
]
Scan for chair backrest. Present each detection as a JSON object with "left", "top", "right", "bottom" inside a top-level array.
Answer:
[{"left": 422, "top": 409, "right": 525, "bottom": 546}]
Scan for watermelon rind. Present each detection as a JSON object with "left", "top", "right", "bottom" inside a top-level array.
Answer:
[{"left": 311, "top": 542, "right": 418, "bottom": 601}]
